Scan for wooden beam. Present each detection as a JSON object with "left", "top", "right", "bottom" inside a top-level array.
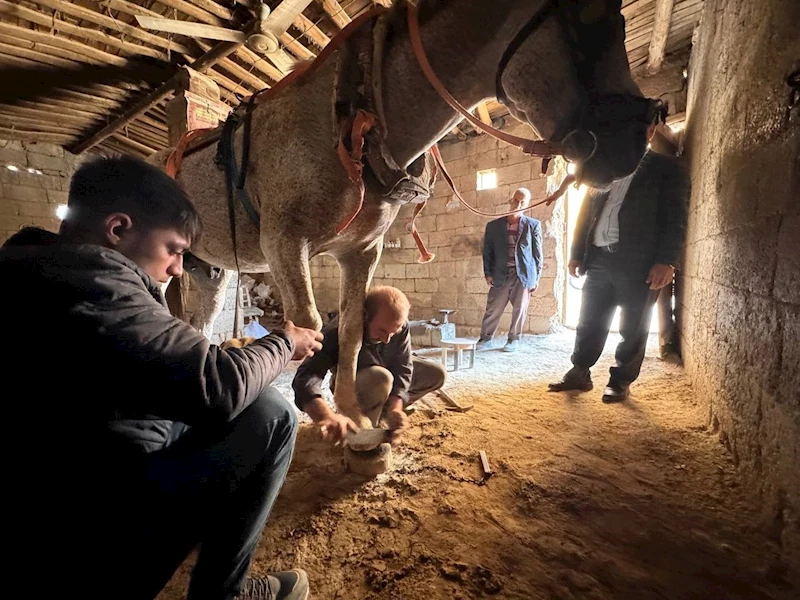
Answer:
[
  {"left": 0, "top": 1, "right": 174, "bottom": 61},
  {"left": 280, "top": 32, "right": 316, "bottom": 60},
  {"left": 0, "top": 22, "right": 128, "bottom": 67},
  {"left": 0, "top": 125, "right": 75, "bottom": 144},
  {"left": 28, "top": 0, "right": 191, "bottom": 55},
  {"left": 292, "top": 13, "right": 331, "bottom": 49},
  {"left": 477, "top": 102, "right": 492, "bottom": 126},
  {"left": 182, "top": 0, "right": 234, "bottom": 20},
  {"left": 71, "top": 38, "right": 247, "bottom": 154},
  {"left": 111, "top": 132, "right": 159, "bottom": 156},
  {"left": 317, "top": 0, "right": 351, "bottom": 29}
]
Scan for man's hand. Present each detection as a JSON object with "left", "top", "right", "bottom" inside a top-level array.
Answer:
[
  {"left": 528, "top": 286, "right": 537, "bottom": 296},
  {"left": 385, "top": 408, "right": 409, "bottom": 445},
  {"left": 385, "top": 395, "right": 408, "bottom": 445},
  {"left": 305, "top": 397, "right": 359, "bottom": 445},
  {"left": 318, "top": 412, "right": 359, "bottom": 445},
  {"left": 646, "top": 263, "right": 675, "bottom": 290},
  {"left": 485, "top": 276, "right": 494, "bottom": 287},
  {"left": 568, "top": 260, "right": 584, "bottom": 278},
  {"left": 283, "top": 320, "right": 323, "bottom": 360}
]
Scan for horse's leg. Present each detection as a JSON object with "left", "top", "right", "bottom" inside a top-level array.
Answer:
[
  {"left": 333, "top": 238, "right": 382, "bottom": 430},
  {"left": 264, "top": 239, "right": 322, "bottom": 332},
  {"left": 181, "top": 254, "right": 234, "bottom": 340}
]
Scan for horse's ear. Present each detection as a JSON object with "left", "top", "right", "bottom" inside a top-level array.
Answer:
[{"left": 578, "top": 0, "right": 616, "bottom": 24}]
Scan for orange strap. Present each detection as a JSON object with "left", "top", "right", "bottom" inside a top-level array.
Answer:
[
  {"left": 406, "top": 200, "right": 435, "bottom": 264},
  {"left": 165, "top": 127, "right": 215, "bottom": 178},
  {"left": 335, "top": 109, "right": 377, "bottom": 235},
  {"left": 407, "top": 3, "right": 565, "bottom": 158},
  {"left": 430, "top": 144, "right": 575, "bottom": 216}
]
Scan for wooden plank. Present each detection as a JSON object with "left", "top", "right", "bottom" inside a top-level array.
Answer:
[
  {"left": 0, "top": 125, "right": 75, "bottom": 144},
  {"left": 479, "top": 450, "right": 493, "bottom": 478},
  {"left": 0, "top": 22, "right": 128, "bottom": 67},
  {"left": 647, "top": 0, "right": 676, "bottom": 73},
  {"left": 0, "top": 1, "right": 173, "bottom": 61},
  {"left": 111, "top": 132, "right": 159, "bottom": 155},
  {"left": 317, "top": 0, "right": 351, "bottom": 29},
  {"left": 292, "top": 13, "right": 331, "bottom": 49},
  {"left": 28, "top": 0, "right": 192, "bottom": 55},
  {"left": 181, "top": 0, "right": 234, "bottom": 20},
  {"left": 71, "top": 37, "right": 248, "bottom": 154}
]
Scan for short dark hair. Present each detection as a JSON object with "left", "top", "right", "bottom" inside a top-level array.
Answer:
[{"left": 65, "top": 156, "right": 202, "bottom": 242}]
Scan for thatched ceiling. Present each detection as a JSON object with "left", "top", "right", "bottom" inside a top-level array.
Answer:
[{"left": 0, "top": 0, "right": 703, "bottom": 157}]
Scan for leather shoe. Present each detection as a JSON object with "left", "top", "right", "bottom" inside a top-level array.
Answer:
[
  {"left": 548, "top": 368, "right": 593, "bottom": 392},
  {"left": 602, "top": 383, "right": 629, "bottom": 403}
]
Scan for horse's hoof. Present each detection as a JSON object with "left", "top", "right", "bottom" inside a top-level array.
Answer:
[{"left": 344, "top": 443, "right": 392, "bottom": 477}]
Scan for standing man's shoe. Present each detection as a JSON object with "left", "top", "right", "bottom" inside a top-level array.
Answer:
[
  {"left": 547, "top": 367, "right": 593, "bottom": 392},
  {"left": 237, "top": 570, "right": 310, "bottom": 599},
  {"left": 601, "top": 382, "right": 629, "bottom": 403},
  {"left": 476, "top": 337, "right": 494, "bottom": 351},
  {"left": 503, "top": 339, "right": 519, "bottom": 352}
]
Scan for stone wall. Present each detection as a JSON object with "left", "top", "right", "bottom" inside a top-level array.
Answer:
[
  {"left": 0, "top": 139, "right": 79, "bottom": 244},
  {"left": 679, "top": 0, "right": 799, "bottom": 580},
  {"left": 308, "top": 124, "right": 567, "bottom": 339}
]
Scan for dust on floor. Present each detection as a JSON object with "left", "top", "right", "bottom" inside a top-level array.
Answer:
[{"left": 159, "top": 332, "right": 796, "bottom": 599}]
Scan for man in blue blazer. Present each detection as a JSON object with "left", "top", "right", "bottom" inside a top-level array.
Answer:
[{"left": 477, "top": 187, "right": 544, "bottom": 352}]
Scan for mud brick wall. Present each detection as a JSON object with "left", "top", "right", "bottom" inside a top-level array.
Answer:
[
  {"left": 0, "top": 139, "right": 80, "bottom": 244},
  {"left": 309, "top": 123, "right": 567, "bottom": 338},
  {"left": 678, "top": 0, "right": 799, "bottom": 580}
]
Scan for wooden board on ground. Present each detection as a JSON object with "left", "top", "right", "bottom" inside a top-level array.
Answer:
[{"left": 436, "top": 389, "right": 473, "bottom": 412}]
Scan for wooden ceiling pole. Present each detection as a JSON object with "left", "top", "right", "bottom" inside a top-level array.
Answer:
[
  {"left": 646, "top": 0, "right": 675, "bottom": 74},
  {"left": 70, "top": 38, "right": 247, "bottom": 154},
  {"left": 317, "top": 0, "right": 351, "bottom": 29}
]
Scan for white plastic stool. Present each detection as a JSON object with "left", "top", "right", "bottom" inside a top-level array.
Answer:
[{"left": 440, "top": 338, "right": 477, "bottom": 371}]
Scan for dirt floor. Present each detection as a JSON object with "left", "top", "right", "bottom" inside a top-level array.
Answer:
[{"left": 159, "top": 332, "right": 796, "bottom": 599}]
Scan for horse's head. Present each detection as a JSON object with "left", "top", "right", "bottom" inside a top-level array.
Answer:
[{"left": 498, "top": 0, "right": 663, "bottom": 189}]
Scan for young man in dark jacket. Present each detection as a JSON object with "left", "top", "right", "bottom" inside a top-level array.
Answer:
[{"left": 0, "top": 157, "right": 322, "bottom": 600}]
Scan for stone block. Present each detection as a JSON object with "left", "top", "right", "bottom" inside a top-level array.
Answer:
[
  {"left": 18, "top": 202, "right": 57, "bottom": 219},
  {"left": 415, "top": 278, "right": 438, "bottom": 293},
  {"left": 22, "top": 141, "right": 64, "bottom": 158},
  {"left": 383, "top": 264, "right": 405, "bottom": 279},
  {"left": 3, "top": 184, "right": 48, "bottom": 203},
  {"left": 0, "top": 148, "right": 28, "bottom": 167},
  {"left": 451, "top": 234, "right": 482, "bottom": 259},
  {"left": 496, "top": 162, "right": 532, "bottom": 186},
  {"left": 27, "top": 153, "right": 67, "bottom": 172},
  {"left": 406, "top": 263, "right": 430, "bottom": 279},
  {"left": 436, "top": 212, "right": 464, "bottom": 231}
]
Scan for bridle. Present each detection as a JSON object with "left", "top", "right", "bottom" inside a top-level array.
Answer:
[{"left": 408, "top": 0, "right": 666, "bottom": 165}]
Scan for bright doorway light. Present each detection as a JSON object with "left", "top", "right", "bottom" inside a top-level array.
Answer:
[{"left": 56, "top": 204, "right": 69, "bottom": 220}]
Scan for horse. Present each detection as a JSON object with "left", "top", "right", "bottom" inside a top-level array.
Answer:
[{"left": 4, "top": 0, "right": 660, "bottom": 429}]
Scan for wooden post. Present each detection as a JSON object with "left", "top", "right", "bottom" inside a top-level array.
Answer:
[{"left": 646, "top": 0, "right": 675, "bottom": 74}]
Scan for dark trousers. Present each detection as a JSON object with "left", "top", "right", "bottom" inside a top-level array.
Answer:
[
  {"left": 94, "top": 387, "right": 298, "bottom": 600},
  {"left": 572, "top": 248, "right": 659, "bottom": 385}
]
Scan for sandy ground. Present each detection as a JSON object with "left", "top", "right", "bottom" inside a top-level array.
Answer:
[{"left": 159, "top": 332, "right": 796, "bottom": 599}]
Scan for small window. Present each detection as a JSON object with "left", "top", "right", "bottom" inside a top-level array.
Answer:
[{"left": 476, "top": 169, "right": 497, "bottom": 191}]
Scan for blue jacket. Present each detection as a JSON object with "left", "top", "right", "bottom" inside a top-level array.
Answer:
[{"left": 482, "top": 215, "right": 543, "bottom": 289}]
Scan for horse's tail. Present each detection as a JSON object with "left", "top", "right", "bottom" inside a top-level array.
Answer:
[{"left": 0, "top": 62, "right": 174, "bottom": 106}]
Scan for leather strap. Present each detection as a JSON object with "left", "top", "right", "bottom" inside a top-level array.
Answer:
[
  {"left": 407, "top": 2, "right": 566, "bottom": 158},
  {"left": 430, "top": 144, "right": 575, "bottom": 216},
  {"left": 335, "top": 109, "right": 377, "bottom": 235}
]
